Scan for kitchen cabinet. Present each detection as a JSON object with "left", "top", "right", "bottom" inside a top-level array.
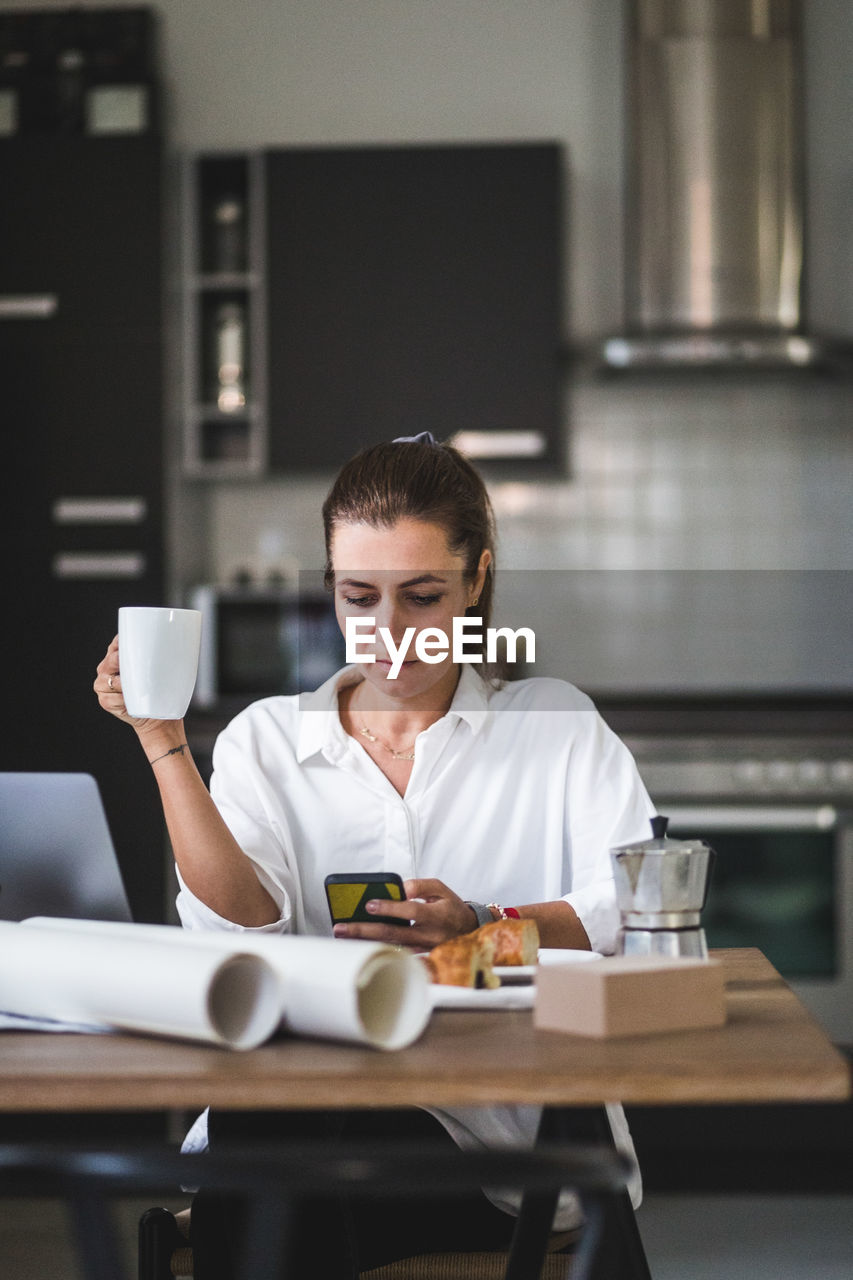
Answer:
[
  {"left": 182, "top": 143, "right": 564, "bottom": 476},
  {"left": 0, "top": 134, "right": 166, "bottom": 922}
]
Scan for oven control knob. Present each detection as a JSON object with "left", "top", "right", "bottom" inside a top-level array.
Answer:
[
  {"left": 796, "top": 760, "right": 827, "bottom": 789},
  {"left": 766, "top": 760, "right": 796, "bottom": 786},
  {"left": 829, "top": 760, "right": 853, "bottom": 790},
  {"left": 734, "top": 759, "right": 765, "bottom": 788}
]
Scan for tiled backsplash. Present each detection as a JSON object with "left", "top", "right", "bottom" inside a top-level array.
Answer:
[
  {"left": 195, "top": 372, "right": 852, "bottom": 693},
  {"left": 495, "top": 374, "right": 853, "bottom": 573}
]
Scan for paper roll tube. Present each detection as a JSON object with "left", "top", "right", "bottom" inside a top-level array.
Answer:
[
  {"left": 1, "top": 921, "right": 281, "bottom": 1049},
  {"left": 24, "top": 918, "right": 431, "bottom": 1050},
  {"left": 244, "top": 933, "right": 432, "bottom": 1049}
]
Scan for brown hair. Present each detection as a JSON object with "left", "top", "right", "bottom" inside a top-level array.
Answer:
[{"left": 322, "top": 438, "right": 496, "bottom": 628}]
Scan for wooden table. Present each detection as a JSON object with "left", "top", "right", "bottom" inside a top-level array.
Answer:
[
  {"left": 0, "top": 950, "right": 848, "bottom": 1113},
  {"left": 1, "top": 950, "right": 848, "bottom": 1280}
]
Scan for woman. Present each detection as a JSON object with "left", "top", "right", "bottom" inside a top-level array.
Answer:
[{"left": 95, "top": 433, "right": 654, "bottom": 1275}]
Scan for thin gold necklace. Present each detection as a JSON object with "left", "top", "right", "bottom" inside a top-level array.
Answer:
[{"left": 358, "top": 720, "right": 416, "bottom": 762}]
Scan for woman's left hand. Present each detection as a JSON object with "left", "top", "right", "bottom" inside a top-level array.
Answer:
[{"left": 333, "top": 877, "right": 477, "bottom": 950}]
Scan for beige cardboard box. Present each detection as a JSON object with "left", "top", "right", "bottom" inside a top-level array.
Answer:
[{"left": 534, "top": 955, "right": 726, "bottom": 1038}]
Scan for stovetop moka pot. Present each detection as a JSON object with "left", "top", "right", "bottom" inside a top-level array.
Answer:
[{"left": 610, "top": 815, "right": 715, "bottom": 959}]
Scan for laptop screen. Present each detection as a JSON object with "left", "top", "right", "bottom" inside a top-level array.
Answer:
[{"left": 0, "top": 773, "right": 133, "bottom": 923}]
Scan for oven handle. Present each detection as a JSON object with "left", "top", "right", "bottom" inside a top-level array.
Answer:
[{"left": 664, "top": 804, "right": 840, "bottom": 833}]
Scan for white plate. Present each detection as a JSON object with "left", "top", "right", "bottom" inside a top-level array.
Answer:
[
  {"left": 537, "top": 949, "right": 603, "bottom": 966},
  {"left": 492, "top": 952, "right": 602, "bottom": 981},
  {"left": 429, "top": 983, "right": 536, "bottom": 1010},
  {"left": 429, "top": 951, "right": 604, "bottom": 1009},
  {"left": 492, "top": 965, "right": 536, "bottom": 983}
]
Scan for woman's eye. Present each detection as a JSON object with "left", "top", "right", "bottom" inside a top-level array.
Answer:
[{"left": 340, "top": 591, "right": 443, "bottom": 608}]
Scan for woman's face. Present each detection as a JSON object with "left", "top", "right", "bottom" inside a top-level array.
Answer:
[{"left": 330, "top": 517, "right": 489, "bottom": 702}]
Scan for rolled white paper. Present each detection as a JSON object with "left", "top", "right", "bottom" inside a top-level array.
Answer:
[
  {"left": 23, "top": 919, "right": 431, "bottom": 1050},
  {"left": 0, "top": 920, "right": 281, "bottom": 1050},
  {"left": 244, "top": 932, "right": 432, "bottom": 1050}
]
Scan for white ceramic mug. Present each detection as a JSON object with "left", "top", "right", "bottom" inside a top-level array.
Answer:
[{"left": 118, "top": 607, "right": 202, "bottom": 720}]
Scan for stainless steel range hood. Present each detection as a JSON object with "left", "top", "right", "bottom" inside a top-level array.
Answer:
[{"left": 602, "top": 0, "right": 838, "bottom": 370}]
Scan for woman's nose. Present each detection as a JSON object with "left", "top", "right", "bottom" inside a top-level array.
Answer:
[{"left": 373, "top": 599, "right": 407, "bottom": 642}]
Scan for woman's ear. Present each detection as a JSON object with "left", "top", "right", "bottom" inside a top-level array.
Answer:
[{"left": 472, "top": 548, "right": 492, "bottom": 603}]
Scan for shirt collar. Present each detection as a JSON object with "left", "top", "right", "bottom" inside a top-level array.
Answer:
[
  {"left": 444, "top": 662, "right": 491, "bottom": 735},
  {"left": 295, "top": 663, "right": 491, "bottom": 763},
  {"left": 295, "top": 665, "right": 360, "bottom": 763}
]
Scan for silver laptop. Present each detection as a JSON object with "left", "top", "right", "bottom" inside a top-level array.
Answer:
[{"left": 0, "top": 772, "right": 133, "bottom": 923}]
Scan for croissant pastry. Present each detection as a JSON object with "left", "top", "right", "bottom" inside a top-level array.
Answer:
[
  {"left": 477, "top": 917, "right": 539, "bottom": 966},
  {"left": 422, "top": 917, "right": 540, "bottom": 987},
  {"left": 421, "top": 930, "right": 500, "bottom": 989}
]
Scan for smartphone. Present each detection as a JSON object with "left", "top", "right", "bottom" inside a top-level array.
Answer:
[{"left": 324, "top": 872, "right": 408, "bottom": 927}]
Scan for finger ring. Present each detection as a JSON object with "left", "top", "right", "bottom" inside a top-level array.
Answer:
[{"left": 108, "top": 675, "right": 114, "bottom": 690}]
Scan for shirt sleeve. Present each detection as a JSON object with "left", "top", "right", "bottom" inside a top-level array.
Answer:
[
  {"left": 175, "top": 706, "right": 300, "bottom": 934},
  {"left": 175, "top": 865, "right": 290, "bottom": 934},
  {"left": 562, "top": 710, "right": 656, "bottom": 954}
]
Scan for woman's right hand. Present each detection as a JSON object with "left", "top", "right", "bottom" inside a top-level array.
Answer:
[
  {"left": 93, "top": 636, "right": 180, "bottom": 747},
  {"left": 93, "top": 635, "right": 132, "bottom": 721}
]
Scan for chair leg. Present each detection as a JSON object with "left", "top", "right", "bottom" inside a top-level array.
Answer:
[
  {"left": 504, "top": 1186, "right": 560, "bottom": 1280},
  {"left": 539, "top": 1107, "right": 653, "bottom": 1280},
  {"left": 139, "top": 1207, "right": 186, "bottom": 1280}
]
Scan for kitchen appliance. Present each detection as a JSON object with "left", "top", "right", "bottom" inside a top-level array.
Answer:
[
  {"left": 602, "top": 0, "right": 840, "bottom": 370},
  {"left": 611, "top": 815, "right": 715, "bottom": 958},
  {"left": 625, "top": 731, "right": 853, "bottom": 1044},
  {"left": 189, "top": 581, "right": 346, "bottom": 712}
]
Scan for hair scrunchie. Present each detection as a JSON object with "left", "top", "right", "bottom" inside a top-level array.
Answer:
[{"left": 392, "top": 431, "right": 438, "bottom": 446}]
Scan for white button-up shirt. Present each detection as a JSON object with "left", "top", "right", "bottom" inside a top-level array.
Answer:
[
  {"left": 177, "top": 665, "right": 654, "bottom": 1226},
  {"left": 178, "top": 664, "right": 655, "bottom": 952}
]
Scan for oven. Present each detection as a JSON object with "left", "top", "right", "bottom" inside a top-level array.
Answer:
[{"left": 628, "top": 736, "right": 853, "bottom": 1047}]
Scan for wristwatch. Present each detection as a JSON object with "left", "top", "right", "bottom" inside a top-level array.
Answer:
[{"left": 464, "top": 900, "right": 494, "bottom": 928}]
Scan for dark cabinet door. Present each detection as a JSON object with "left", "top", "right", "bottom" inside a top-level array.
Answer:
[
  {"left": 0, "top": 135, "right": 162, "bottom": 325},
  {"left": 0, "top": 137, "right": 166, "bottom": 922},
  {"left": 264, "top": 143, "right": 563, "bottom": 474}
]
